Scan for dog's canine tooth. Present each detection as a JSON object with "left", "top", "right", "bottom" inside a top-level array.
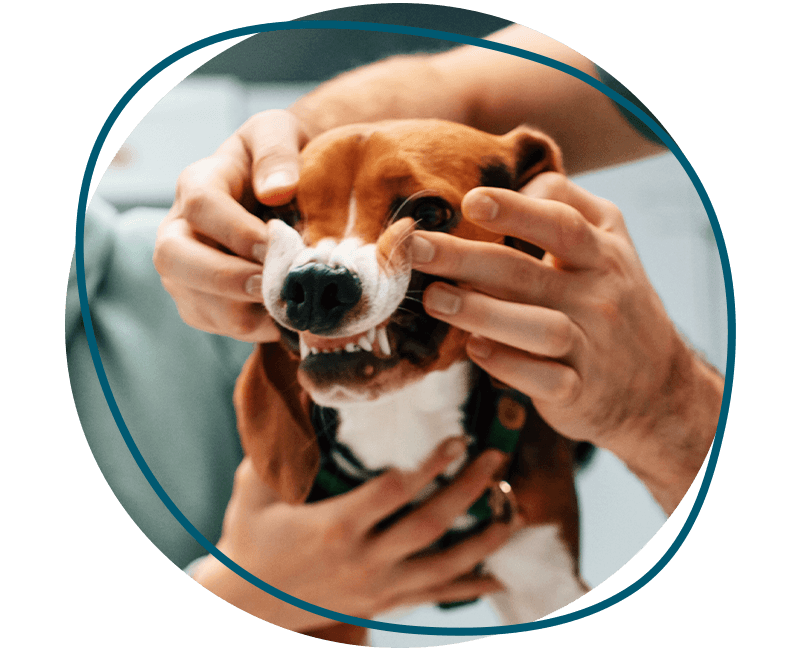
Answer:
[
  {"left": 366, "top": 327, "right": 376, "bottom": 345},
  {"left": 358, "top": 336, "right": 373, "bottom": 352},
  {"left": 377, "top": 327, "right": 391, "bottom": 356},
  {"left": 300, "top": 338, "right": 310, "bottom": 360},
  {"left": 345, "top": 343, "right": 357, "bottom": 353},
  {"left": 311, "top": 347, "right": 319, "bottom": 355}
]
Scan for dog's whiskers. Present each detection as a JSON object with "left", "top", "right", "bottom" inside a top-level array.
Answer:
[{"left": 384, "top": 218, "right": 428, "bottom": 270}]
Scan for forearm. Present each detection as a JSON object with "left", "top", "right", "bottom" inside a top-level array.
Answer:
[
  {"left": 289, "top": 25, "right": 664, "bottom": 174},
  {"left": 611, "top": 342, "right": 724, "bottom": 515}
]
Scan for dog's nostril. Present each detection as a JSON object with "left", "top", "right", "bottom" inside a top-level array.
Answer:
[
  {"left": 288, "top": 281, "right": 305, "bottom": 305},
  {"left": 320, "top": 283, "right": 342, "bottom": 311},
  {"left": 281, "top": 263, "right": 362, "bottom": 333}
]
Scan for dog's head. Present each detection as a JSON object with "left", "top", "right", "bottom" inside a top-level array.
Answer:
[{"left": 259, "top": 119, "right": 562, "bottom": 407}]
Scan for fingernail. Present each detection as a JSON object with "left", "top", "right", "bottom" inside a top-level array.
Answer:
[
  {"left": 245, "top": 275, "right": 262, "bottom": 297},
  {"left": 261, "top": 169, "right": 298, "bottom": 191},
  {"left": 467, "top": 194, "right": 498, "bottom": 221},
  {"left": 467, "top": 336, "right": 492, "bottom": 360},
  {"left": 443, "top": 437, "right": 468, "bottom": 459},
  {"left": 425, "top": 285, "right": 461, "bottom": 315},
  {"left": 252, "top": 243, "right": 267, "bottom": 263},
  {"left": 411, "top": 234, "right": 435, "bottom": 264}
]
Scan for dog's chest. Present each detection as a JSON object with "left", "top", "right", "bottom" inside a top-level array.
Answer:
[{"left": 334, "top": 361, "right": 475, "bottom": 472}]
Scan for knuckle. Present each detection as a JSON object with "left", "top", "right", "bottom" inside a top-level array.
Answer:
[
  {"left": 175, "top": 162, "right": 207, "bottom": 200},
  {"left": 533, "top": 171, "right": 565, "bottom": 197},
  {"left": 509, "top": 256, "right": 540, "bottom": 293},
  {"left": 380, "top": 470, "right": 411, "bottom": 505},
  {"left": 152, "top": 227, "right": 181, "bottom": 276},
  {"left": 151, "top": 241, "right": 168, "bottom": 275},
  {"left": 554, "top": 368, "right": 581, "bottom": 404},
  {"left": 179, "top": 188, "right": 210, "bottom": 222},
  {"left": 230, "top": 458, "right": 258, "bottom": 495},
  {"left": 558, "top": 210, "right": 591, "bottom": 252},
  {"left": 598, "top": 197, "right": 623, "bottom": 223},
  {"left": 548, "top": 318, "right": 575, "bottom": 357},
  {"left": 320, "top": 518, "right": 356, "bottom": 551},
  {"left": 240, "top": 109, "right": 289, "bottom": 133}
]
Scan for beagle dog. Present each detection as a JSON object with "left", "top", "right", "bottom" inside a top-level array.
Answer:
[{"left": 234, "top": 119, "right": 588, "bottom": 642}]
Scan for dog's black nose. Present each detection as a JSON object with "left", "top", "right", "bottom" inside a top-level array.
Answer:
[{"left": 281, "top": 263, "right": 362, "bottom": 333}]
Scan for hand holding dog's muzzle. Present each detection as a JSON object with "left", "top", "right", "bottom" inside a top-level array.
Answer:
[
  {"left": 154, "top": 110, "right": 308, "bottom": 342},
  {"left": 412, "top": 172, "right": 722, "bottom": 514}
]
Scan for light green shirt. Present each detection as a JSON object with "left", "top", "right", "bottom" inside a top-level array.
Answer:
[{"left": 66, "top": 197, "right": 252, "bottom": 568}]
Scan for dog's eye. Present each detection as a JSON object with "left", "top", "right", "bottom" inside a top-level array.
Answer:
[{"left": 411, "top": 198, "right": 453, "bottom": 230}]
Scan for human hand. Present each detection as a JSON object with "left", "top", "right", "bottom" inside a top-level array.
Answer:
[
  {"left": 410, "top": 173, "right": 720, "bottom": 511},
  {"left": 153, "top": 110, "right": 307, "bottom": 341},
  {"left": 193, "top": 438, "right": 515, "bottom": 631}
]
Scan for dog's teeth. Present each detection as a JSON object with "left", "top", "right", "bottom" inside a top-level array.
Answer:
[
  {"left": 366, "top": 327, "right": 376, "bottom": 345},
  {"left": 311, "top": 347, "right": 319, "bottom": 355},
  {"left": 345, "top": 343, "right": 357, "bottom": 353},
  {"left": 300, "top": 338, "right": 309, "bottom": 360},
  {"left": 358, "top": 336, "right": 373, "bottom": 352},
  {"left": 377, "top": 327, "right": 391, "bottom": 356}
]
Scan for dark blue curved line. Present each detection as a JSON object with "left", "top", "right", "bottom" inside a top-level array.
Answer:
[{"left": 75, "top": 20, "right": 735, "bottom": 636}]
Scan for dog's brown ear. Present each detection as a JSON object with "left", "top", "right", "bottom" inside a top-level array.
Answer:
[
  {"left": 503, "top": 125, "right": 564, "bottom": 189},
  {"left": 498, "top": 126, "right": 564, "bottom": 259},
  {"left": 234, "top": 343, "right": 319, "bottom": 504}
]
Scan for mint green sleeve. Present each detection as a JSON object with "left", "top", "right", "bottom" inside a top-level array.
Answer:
[{"left": 66, "top": 197, "right": 254, "bottom": 569}]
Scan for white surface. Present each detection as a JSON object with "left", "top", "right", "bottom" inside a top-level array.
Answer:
[{"left": 91, "top": 75, "right": 725, "bottom": 644}]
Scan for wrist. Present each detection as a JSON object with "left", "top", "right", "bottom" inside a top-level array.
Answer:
[
  {"left": 192, "top": 552, "right": 334, "bottom": 632},
  {"left": 609, "top": 338, "right": 724, "bottom": 514}
]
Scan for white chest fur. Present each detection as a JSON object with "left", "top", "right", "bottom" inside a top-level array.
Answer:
[
  {"left": 334, "top": 360, "right": 475, "bottom": 471},
  {"left": 331, "top": 359, "right": 588, "bottom": 624}
]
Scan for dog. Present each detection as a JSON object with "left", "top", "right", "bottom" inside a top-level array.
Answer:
[{"left": 234, "top": 119, "right": 589, "bottom": 642}]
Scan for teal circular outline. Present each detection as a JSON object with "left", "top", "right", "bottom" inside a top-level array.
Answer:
[{"left": 75, "top": 20, "right": 735, "bottom": 636}]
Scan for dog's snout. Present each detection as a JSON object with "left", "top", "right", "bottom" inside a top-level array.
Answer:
[{"left": 281, "top": 263, "right": 362, "bottom": 333}]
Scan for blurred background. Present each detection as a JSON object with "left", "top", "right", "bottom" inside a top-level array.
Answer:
[{"left": 91, "top": 3, "right": 727, "bottom": 646}]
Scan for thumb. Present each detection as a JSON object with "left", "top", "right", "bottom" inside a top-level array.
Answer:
[{"left": 239, "top": 110, "right": 307, "bottom": 206}]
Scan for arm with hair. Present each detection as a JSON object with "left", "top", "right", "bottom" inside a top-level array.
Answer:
[{"left": 290, "top": 25, "right": 665, "bottom": 174}]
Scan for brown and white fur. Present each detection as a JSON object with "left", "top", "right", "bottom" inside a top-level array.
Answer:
[{"left": 234, "top": 119, "right": 588, "bottom": 641}]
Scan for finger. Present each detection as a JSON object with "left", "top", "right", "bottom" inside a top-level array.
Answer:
[
  {"left": 168, "top": 286, "right": 279, "bottom": 342},
  {"left": 462, "top": 187, "right": 602, "bottom": 269},
  {"left": 230, "top": 458, "right": 280, "bottom": 511},
  {"left": 400, "top": 518, "right": 520, "bottom": 593},
  {"left": 237, "top": 110, "right": 307, "bottom": 206},
  {"left": 155, "top": 220, "right": 266, "bottom": 300},
  {"left": 172, "top": 187, "right": 270, "bottom": 265},
  {"left": 389, "top": 575, "right": 503, "bottom": 611},
  {"left": 377, "top": 450, "right": 507, "bottom": 558},
  {"left": 410, "top": 232, "right": 566, "bottom": 306},
  {"left": 340, "top": 436, "right": 470, "bottom": 532},
  {"left": 467, "top": 337, "right": 582, "bottom": 406},
  {"left": 521, "top": 171, "right": 615, "bottom": 227},
  {"left": 422, "top": 282, "right": 580, "bottom": 359}
]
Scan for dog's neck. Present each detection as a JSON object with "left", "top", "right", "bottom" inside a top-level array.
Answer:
[{"left": 332, "top": 361, "right": 475, "bottom": 471}]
